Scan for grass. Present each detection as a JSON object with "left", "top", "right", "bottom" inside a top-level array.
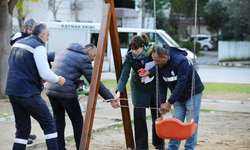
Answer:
[
  {"left": 203, "top": 83, "right": 250, "bottom": 94},
  {"left": 196, "top": 52, "right": 205, "bottom": 57},
  {"left": 100, "top": 80, "right": 250, "bottom": 95},
  {"left": 100, "top": 80, "right": 131, "bottom": 94},
  {"left": 0, "top": 114, "right": 13, "bottom": 118}
]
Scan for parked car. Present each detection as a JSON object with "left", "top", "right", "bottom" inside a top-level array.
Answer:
[{"left": 190, "top": 34, "right": 214, "bottom": 51}]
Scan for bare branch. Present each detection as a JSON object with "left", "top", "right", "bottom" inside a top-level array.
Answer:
[{"left": 55, "top": 0, "right": 64, "bottom": 13}]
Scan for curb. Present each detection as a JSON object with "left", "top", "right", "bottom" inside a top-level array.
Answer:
[
  {"left": 202, "top": 99, "right": 250, "bottom": 105},
  {"left": 218, "top": 62, "right": 250, "bottom": 68}
]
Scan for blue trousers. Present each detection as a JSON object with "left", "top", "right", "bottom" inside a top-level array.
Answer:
[
  {"left": 9, "top": 94, "right": 58, "bottom": 150},
  {"left": 49, "top": 97, "right": 83, "bottom": 150},
  {"left": 168, "top": 92, "right": 203, "bottom": 150}
]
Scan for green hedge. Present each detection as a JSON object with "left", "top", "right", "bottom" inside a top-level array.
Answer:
[{"left": 178, "top": 42, "right": 201, "bottom": 53}]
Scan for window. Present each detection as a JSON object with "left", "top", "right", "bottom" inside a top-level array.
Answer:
[
  {"left": 145, "top": 32, "right": 164, "bottom": 47},
  {"left": 118, "top": 32, "right": 136, "bottom": 48},
  {"left": 114, "top": 0, "right": 135, "bottom": 9},
  {"left": 198, "top": 37, "right": 208, "bottom": 41}
]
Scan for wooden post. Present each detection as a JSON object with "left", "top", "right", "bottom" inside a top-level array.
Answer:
[
  {"left": 107, "top": 0, "right": 135, "bottom": 149},
  {"left": 79, "top": 0, "right": 134, "bottom": 149}
]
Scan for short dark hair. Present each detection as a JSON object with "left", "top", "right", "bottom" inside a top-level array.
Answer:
[
  {"left": 85, "top": 43, "right": 96, "bottom": 53},
  {"left": 32, "top": 22, "right": 48, "bottom": 36},
  {"left": 152, "top": 46, "right": 169, "bottom": 58},
  {"left": 23, "top": 18, "right": 36, "bottom": 29}
]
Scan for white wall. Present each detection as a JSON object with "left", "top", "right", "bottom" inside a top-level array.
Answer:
[
  {"left": 13, "top": 0, "right": 104, "bottom": 25},
  {"left": 218, "top": 41, "right": 250, "bottom": 61}
]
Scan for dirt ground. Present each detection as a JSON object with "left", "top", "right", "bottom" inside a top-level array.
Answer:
[
  {"left": 27, "top": 111, "right": 250, "bottom": 150},
  {"left": 1, "top": 92, "right": 250, "bottom": 150}
]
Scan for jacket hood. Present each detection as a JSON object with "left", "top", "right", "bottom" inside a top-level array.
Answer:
[
  {"left": 67, "top": 43, "right": 89, "bottom": 55},
  {"left": 169, "top": 47, "right": 187, "bottom": 56}
]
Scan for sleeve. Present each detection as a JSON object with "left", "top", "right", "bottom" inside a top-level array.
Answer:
[
  {"left": 148, "top": 65, "right": 156, "bottom": 77},
  {"left": 116, "top": 53, "right": 132, "bottom": 94},
  {"left": 34, "top": 46, "right": 59, "bottom": 83},
  {"left": 47, "top": 51, "right": 56, "bottom": 68},
  {"left": 168, "top": 58, "right": 190, "bottom": 104},
  {"left": 159, "top": 70, "right": 168, "bottom": 103},
  {"left": 81, "top": 58, "right": 114, "bottom": 100}
]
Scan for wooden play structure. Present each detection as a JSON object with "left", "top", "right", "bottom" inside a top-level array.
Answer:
[
  {"left": 79, "top": 0, "right": 134, "bottom": 149},
  {"left": 79, "top": 0, "right": 199, "bottom": 149}
]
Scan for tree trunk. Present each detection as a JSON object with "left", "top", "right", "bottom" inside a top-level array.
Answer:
[
  {"left": 141, "top": 0, "right": 145, "bottom": 28},
  {"left": 198, "top": 17, "right": 200, "bottom": 34},
  {"left": 189, "top": 6, "right": 194, "bottom": 35},
  {"left": 0, "top": 1, "right": 13, "bottom": 98},
  {"left": 18, "top": 10, "right": 23, "bottom": 31},
  {"left": 169, "top": 0, "right": 173, "bottom": 27}
]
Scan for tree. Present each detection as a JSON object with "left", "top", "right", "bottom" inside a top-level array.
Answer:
[
  {"left": 15, "top": 0, "right": 32, "bottom": 30},
  {"left": 204, "top": 0, "right": 250, "bottom": 41},
  {"left": 0, "top": 0, "right": 40, "bottom": 98},
  {"left": 203, "top": 0, "right": 226, "bottom": 38},
  {"left": 0, "top": 0, "right": 17, "bottom": 98},
  {"left": 223, "top": 0, "right": 250, "bottom": 41},
  {"left": 137, "top": 0, "right": 170, "bottom": 29},
  {"left": 48, "top": 0, "right": 64, "bottom": 21}
]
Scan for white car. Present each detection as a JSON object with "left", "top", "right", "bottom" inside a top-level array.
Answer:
[{"left": 190, "top": 34, "right": 214, "bottom": 51}]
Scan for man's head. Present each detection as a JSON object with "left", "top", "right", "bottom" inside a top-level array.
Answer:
[
  {"left": 152, "top": 46, "right": 169, "bottom": 68},
  {"left": 22, "top": 18, "right": 36, "bottom": 35},
  {"left": 32, "top": 22, "right": 50, "bottom": 45},
  {"left": 85, "top": 44, "right": 97, "bottom": 61}
]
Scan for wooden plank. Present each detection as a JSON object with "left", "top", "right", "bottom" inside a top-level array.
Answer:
[
  {"left": 79, "top": 3, "right": 111, "bottom": 150},
  {"left": 108, "top": 0, "right": 135, "bottom": 149}
]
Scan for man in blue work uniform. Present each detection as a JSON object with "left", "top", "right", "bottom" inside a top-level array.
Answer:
[
  {"left": 9, "top": 18, "right": 37, "bottom": 145},
  {"left": 10, "top": 18, "right": 35, "bottom": 46},
  {"left": 5, "top": 22, "right": 66, "bottom": 150},
  {"left": 152, "top": 46, "right": 204, "bottom": 150}
]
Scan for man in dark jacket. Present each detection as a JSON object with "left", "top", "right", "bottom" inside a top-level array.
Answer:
[
  {"left": 152, "top": 46, "right": 204, "bottom": 150},
  {"left": 10, "top": 18, "right": 36, "bottom": 46},
  {"left": 5, "top": 22, "right": 66, "bottom": 150},
  {"left": 46, "top": 43, "right": 114, "bottom": 150}
]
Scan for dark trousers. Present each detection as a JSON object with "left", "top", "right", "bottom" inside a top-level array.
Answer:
[
  {"left": 134, "top": 107, "right": 165, "bottom": 150},
  {"left": 49, "top": 97, "right": 83, "bottom": 150},
  {"left": 9, "top": 95, "right": 58, "bottom": 150}
]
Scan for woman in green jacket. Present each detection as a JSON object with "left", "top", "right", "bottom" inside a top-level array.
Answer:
[{"left": 111, "top": 34, "right": 165, "bottom": 150}]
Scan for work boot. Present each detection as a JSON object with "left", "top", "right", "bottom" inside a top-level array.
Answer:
[
  {"left": 27, "top": 138, "right": 33, "bottom": 144},
  {"left": 155, "top": 146, "right": 167, "bottom": 150},
  {"left": 29, "top": 134, "right": 37, "bottom": 140}
]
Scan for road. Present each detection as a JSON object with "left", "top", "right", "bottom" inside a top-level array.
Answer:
[
  {"left": 101, "top": 66, "right": 250, "bottom": 84},
  {"left": 198, "top": 65, "right": 250, "bottom": 84}
]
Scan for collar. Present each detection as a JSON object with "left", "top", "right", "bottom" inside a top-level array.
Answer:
[{"left": 30, "top": 34, "right": 45, "bottom": 45}]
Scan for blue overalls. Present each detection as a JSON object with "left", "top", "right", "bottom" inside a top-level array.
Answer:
[{"left": 5, "top": 35, "right": 58, "bottom": 150}]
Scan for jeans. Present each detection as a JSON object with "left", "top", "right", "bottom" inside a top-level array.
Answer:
[
  {"left": 168, "top": 92, "right": 203, "bottom": 150},
  {"left": 9, "top": 95, "right": 58, "bottom": 150},
  {"left": 49, "top": 97, "right": 83, "bottom": 150}
]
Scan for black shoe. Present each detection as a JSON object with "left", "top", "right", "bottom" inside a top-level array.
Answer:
[
  {"left": 27, "top": 138, "right": 33, "bottom": 144},
  {"left": 29, "top": 134, "right": 37, "bottom": 140},
  {"left": 155, "top": 146, "right": 167, "bottom": 150}
]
